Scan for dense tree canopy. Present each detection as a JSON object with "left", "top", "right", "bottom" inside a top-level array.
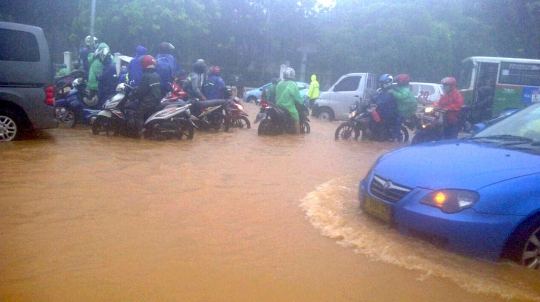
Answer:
[{"left": 1, "top": 0, "right": 540, "bottom": 87}]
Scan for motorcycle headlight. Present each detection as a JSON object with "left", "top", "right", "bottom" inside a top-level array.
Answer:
[
  {"left": 420, "top": 189, "right": 479, "bottom": 213},
  {"left": 349, "top": 111, "right": 357, "bottom": 118},
  {"left": 424, "top": 107, "right": 434, "bottom": 113}
]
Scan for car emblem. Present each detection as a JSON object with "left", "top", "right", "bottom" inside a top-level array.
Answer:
[{"left": 383, "top": 180, "right": 392, "bottom": 190}]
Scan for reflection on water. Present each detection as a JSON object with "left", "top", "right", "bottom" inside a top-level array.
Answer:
[
  {"left": 301, "top": 176, "right": 540, "bottom": 301},
  {"left": 1, "top": 102, "right": 539, "bottom": 301}
]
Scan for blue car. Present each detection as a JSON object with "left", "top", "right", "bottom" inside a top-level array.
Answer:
[
  {"left": 243, "top": 82, "right": 310, "bottom": 103},
  {"left": 359, "top": 102, "right": 540, "bottom": 268}
]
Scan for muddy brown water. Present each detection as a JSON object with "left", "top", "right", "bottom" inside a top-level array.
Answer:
[{"left": 1, "top": 102, "right": 539, "bottom": 302}]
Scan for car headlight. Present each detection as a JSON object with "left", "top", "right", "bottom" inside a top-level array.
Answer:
[{"left": 420, "top": 189, "right": 479, "bottom": 213}]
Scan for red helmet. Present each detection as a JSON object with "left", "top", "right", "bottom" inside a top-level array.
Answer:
[
  {"left": 441, "top": 77, "right": 457, "bottom": 93},
  {"left": 395, "top": 74, "right": 410, "bottom": 86},
  {"left": 211, "top": 66, "right": 220, "bottom": 76},
  {"left": 141, "top": 55, "right": 156, "bottom": 70}
]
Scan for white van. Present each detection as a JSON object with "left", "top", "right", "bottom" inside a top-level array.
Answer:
[{"left": 311, "top": 73, "right": 378, "bottom": 121}]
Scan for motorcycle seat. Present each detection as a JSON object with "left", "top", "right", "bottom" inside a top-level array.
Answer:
[{"left": 199, "top": 99, "right": 229, "bottom": 108}]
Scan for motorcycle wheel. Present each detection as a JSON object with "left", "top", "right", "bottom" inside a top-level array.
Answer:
[
  {"left": 232, "top": 116, "right": 251, "bottom": 129},
  {"left": 92, "top": 116, "right": 112, "bottom": 135},
  {"left": 397, "top": 126, "right": 409, "bottom": 142},
  {"left": 335, "top": 123, "right": 359, "bottom": 140},
  {"left": 178, "top": 124, "right": 195, "bottom": 140},
  {"left": 209, "top": 112, "right": 227, "bottom": 132},
  {"left": 300, "top": 121, "right": 310, "bottom": 134},
  {"left": 56, "top": 108, "right": 76, "bottom": 128},
  {"left": 411, "top": 132, "right": 426, "bottom": 145},
  {"left": 257, "top": 119, "right": 270, "bottom": 135}
]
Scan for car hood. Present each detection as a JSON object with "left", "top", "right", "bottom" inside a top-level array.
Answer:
[{"left": 373, "top": 140, "right": 540, "bottom": 190}]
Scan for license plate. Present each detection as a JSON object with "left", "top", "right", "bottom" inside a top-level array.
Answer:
[{"left": 362, "top": 195, "right": 391, "bottom": 223}]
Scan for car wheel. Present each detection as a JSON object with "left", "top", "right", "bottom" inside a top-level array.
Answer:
[
  {"left": 0, "top": 109, "right": 22, "bottom": 141},
  {"left": 506, "top": 216, "right": 540, "bottom": 269},
  {"left": 335, "top": 123, "right": 359, "bottom": 140},
  {"left": 318, "top": 109, "right": 333, "bottom": 122},
  {"left": 247, "top": 96, "right": 257, "bottom": 103}
]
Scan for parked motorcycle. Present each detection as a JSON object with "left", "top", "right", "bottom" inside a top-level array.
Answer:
[
  {"left": 254, "top": 100, "right": 310, "bottom": 135},
  {"left": 91, "top": 83, "right": 195, "bottom": 140},
  {"left": 54, "top": 70, "right": 87, "bottom": 100},
  {"left": 334, "top": 100, "right": 409, "bottom": 141},
  {"left": 54, "top": 77, "right": 100, "bottom": 128}
]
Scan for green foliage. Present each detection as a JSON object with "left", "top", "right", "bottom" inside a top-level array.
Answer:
[{"left": 6, "top": 0, "right": 539, "bottom": 87}]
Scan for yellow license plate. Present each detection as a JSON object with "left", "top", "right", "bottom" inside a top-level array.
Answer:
[{"left": 362, "top": 194, "right": 391, "bottom": 223}]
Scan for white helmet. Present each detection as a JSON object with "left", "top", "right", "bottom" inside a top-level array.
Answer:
[
  {"left": 84, "top": 35, "right": 99, "bottom": 48},
  {"left": 283, "top": 67, "right": 295, "bottom": 80},
  {"left": 94, "top": 46, "right": 109, "bottom": 62}
]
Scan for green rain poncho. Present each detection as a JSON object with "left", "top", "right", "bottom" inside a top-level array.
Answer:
[
  {"left": 275, "top": 80, "right": 304, "bottom": 120},
  {"left": 392, "top": 85, "right": 418, "bottom": 118},
  {"left": 88, "top": 43, "right": 110, "bottom": 91}
]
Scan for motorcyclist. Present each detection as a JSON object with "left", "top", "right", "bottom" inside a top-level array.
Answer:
[
  {"left": 275, "top": 67, "right": 304, "bottom": 134},
  {"left": 202, "top": 66, "right": 227, "bottom": 100},
  {"left": 87, "top": 43, "right": 111, "bottom": 105},
  {"left": 96, "top": 51, "right": 118, "bottom": 108},
  {"left": 132, "top": 55, "right": 162, "bottom": 137},
  {"left": 156, "top": 42, "right": 182, "bottom": 96},
  {"left": 435, "top": 77, "right": 464, "bottom": 139},
  {"left": 263, "top": 78, "right": 279, "bottom": 104},
  {"left": 371, "top": 74, "right": 397, "bottom": 141},
  {"left": 390, "top": 74, "right": 418, "bottom": 140},
  {"left": 182, "top": 60, "right": 207, "bottom": 101},
  {"left": 128, "top": 45, "right": 147, "bottom": 87}
]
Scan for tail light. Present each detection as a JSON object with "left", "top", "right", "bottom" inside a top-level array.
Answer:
[
  {"left": 262, "top": 101, "right": 268, "bottom": 108},
  {"left": 45, "top": 85, "right": 55, "bottom": 106}
]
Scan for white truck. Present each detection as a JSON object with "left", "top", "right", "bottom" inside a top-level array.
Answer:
[{"left": 311, "top": 73, "right": 378, "bottom": 121}]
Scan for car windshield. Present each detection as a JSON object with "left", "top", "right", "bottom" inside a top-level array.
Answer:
[{"left": 468, "top": 103, "right": 540, "bottom": 154}]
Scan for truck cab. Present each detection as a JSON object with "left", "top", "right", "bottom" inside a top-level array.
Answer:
[{"left": 312, "top": 73, "right": 378, "bottom": 121}]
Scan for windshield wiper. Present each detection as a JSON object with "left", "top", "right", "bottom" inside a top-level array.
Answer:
[{"left": 468, "top": 135, "right": 533, "bottom": 142}]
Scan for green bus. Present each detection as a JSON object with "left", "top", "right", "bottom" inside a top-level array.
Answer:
[{"left": 457, "top": 56, "right": 540, "bottom": 124}]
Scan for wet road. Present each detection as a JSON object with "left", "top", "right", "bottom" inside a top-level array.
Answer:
[{"left": 1, "top": 102, "right": 539, "bottom": 301}]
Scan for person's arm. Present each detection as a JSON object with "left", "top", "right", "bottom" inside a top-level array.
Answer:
[{"left": 446, "top": 91, "right": 464, "bottom": 111}]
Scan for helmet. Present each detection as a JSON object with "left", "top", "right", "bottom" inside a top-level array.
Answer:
[
  {"left": 159, "top": 42, "right": 175, "bottom": 53},
  {"left": 283, "top": 67, "right": 295, "bottom": 80},
  {"left": 193, "top": 60, "right": 206, "bottom": 74},
  {"left": 94, "top": 46, "right": 109, "bottom": 62},
  {"left": 211, "top": 66, "right": 220, "bottom": 76},
  {"left": 441, "top": 77, "right": 457, "bottom": 93},
  {"left": 84, "top": 35, "right": 99, "bottom": 48},
  {"left": 379, "top": 74, "right": 393, "bottom": 89},
  {"left": 141, "top": 55, "right": 156, "bottom": 69},
  {"left": 72, "top": 78, "right": 85, "bottom": 88},
  {"left": 395, "top": 74, "right": 410, "bottom": 86}
]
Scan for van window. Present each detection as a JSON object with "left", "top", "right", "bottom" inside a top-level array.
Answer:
[
  {"left": 0, "top": 28, "right": 40, "bottom": 62},
  {"left": 334, "top": 76, "right": 361, "bottom": 92}
]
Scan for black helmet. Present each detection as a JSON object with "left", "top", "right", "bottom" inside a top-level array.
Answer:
[
  {"left": 159, "top": 42, "right": 175, "bottom": 53},
  {"left": 193, "top": 59, "right": 206, "bottom": 74}
]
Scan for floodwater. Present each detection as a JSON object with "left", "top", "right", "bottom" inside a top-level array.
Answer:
[{"left": 1, "top": 102, "right": 539, "bottom": 302}]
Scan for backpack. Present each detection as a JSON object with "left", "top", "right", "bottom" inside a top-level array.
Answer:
[{"left": 156, "top": 56, "right": 172, "bottom": 92}]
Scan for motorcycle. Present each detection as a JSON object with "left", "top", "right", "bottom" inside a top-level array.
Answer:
[
  {"left": 188, "top": 98, "right": 232, "bottom": 132},
  {"left": 411, "top": 106, "right": 446, "bottom": 144},
  {"left": 254, "top": 100, "right": 310, "bottom": 135},
  {"left": 334, "top": 100, "right": 409, "bottom": 142},
  {"left": 92, "top": 83, "right": 196, "bottom": 140},
  {"left": 54, "top": 77, "right": 100, "bottom": 128},
  {"left": 228, "top": 97, "right": 250, "bottom": 129},
  {"left": 54, "top": 70, "right": 88, "bottom": 100}
]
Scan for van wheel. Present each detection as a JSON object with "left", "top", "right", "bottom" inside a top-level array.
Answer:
[
  {"left": 318, "top": 109, "right": 333, "bottom": 122},
  {"left": 0, "top": 109, "right": 22, "bottom": 141}
]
